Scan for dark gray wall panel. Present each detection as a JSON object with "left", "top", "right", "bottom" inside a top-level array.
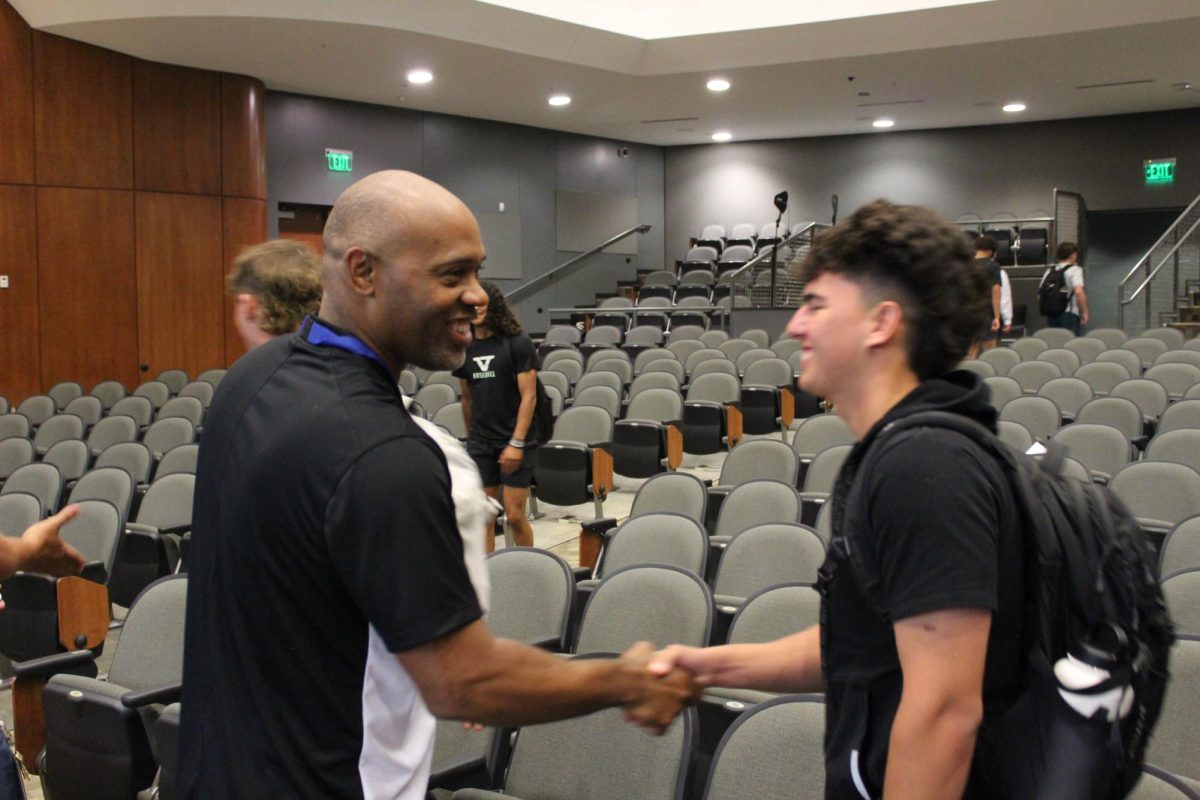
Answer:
[
  {"left": 664, "top": 109, "right": 1200, "bottom": 260},
  {"left": 556, "top": 191, "right": 638, "bottom": 254},
  {"left": 267, "top": 92, "right": 422, "bottom": 213},
  {"left": 265, "top": 91, "right": 665, "bottom": 332}
]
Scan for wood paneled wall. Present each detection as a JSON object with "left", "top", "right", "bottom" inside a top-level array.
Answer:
[{"left": 0, "top": 0, "right": 267, "bottom": 402}]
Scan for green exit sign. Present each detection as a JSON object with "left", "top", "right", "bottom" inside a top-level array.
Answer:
[
  {"left": 1145, "top": 158, "right": 1175, "bottom": 185},
  {"left": 325, "top": 148, "right": 353, "bottom": 172}
]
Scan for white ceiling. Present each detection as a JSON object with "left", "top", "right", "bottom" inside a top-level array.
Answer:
[{"left": 12, "top": 0, "right": 1200, "bottom": 146}]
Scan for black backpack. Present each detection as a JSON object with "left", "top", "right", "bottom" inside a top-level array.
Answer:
[
  {"left": 851, "top": 411, "right": 1174, "bottom": 799},
  {"left": 1038, "top": 265, "right": 1071, "bottom": 317}
]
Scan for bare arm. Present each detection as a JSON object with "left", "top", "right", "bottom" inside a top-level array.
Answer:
[
  {"left": 511, "top": 370, "right": 537, "bottom": 442},
  {"left": 882, "top": 608, "right": 990, "bottom": 800},
  {"left": 499, "top": 369, "right": 538, "bottom": 474},
  {"left": 396, "top": 619, "right": 695, "bottom": 732},
  {"left": 1074, "top": 285, "right": 1089, "bottom": 325},
  {"left": 649, "top": 625, "right": 822, "bottom": 694},
  {"left": 990, "top": 284, "right": 1002, "bottom": 331},
  {"left": 459, "top": 379, "right": 472, "bottom": 434}
]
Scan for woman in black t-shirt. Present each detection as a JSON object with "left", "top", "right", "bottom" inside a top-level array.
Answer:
[{"left": 454, "top": 281, "right": 539, "bottom": 551}]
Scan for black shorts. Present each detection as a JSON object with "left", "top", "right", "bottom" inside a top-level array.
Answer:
[{"left": 467, "top": 439, "right": 537, "bottom": 488}]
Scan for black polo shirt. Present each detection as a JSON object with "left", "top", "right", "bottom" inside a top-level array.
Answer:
[{"left": 178, "top": 321, "right": 482, "bottom": 799}]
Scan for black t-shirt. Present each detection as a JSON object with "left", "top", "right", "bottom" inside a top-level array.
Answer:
[
  {"left": 975, "top": 257, "right": 1002, "bottom": 289},
  {"left": 820, "top": 373, "right": 1025, "bottom": 800},
  {"left": 178, "top": 323, "right": 482, "bottom": 799},
  {"left": 452, "top": 332, "right": 537, "bottom": 444},
  {"left": 976, "top": 257, "right": 1002, "bottom": 321}
]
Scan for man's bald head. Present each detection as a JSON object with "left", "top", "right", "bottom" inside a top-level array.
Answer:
[
  {"left": 316, "top": 170, "right": 487, "bottom": 374},
  {"left": 320, "top": 170, "right": 478, "bottom": 310},
  {"left": 323, "top": 170, "right": 469, "bottom": 267}
]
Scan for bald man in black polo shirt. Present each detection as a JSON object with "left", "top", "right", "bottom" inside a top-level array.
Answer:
[{"left": 179, "top": 170, "right": 694, "bottom": 800}]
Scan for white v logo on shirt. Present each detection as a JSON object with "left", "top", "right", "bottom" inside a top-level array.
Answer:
[{"left": 473, "top": 355, "right": 495, "bottom": 372}]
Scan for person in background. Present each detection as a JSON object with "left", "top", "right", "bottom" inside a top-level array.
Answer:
[
  {"left": 1042, "top": 241, "right": 1088, "bottom": 335},
  {"left": 969, "top": 235, "right": 1003, "bottom": 355},
  {"left": 455, "top": 281, "right": 538, "bottom": 551},
  {"left": 227, "top": 239, "right": 323, "bottom": 351}
]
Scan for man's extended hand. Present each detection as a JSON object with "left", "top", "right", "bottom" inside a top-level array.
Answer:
[
  {"left": 18, "top": 504, "right": 86, "bottom": 577},
  {"left": 647, "top": 644, "right": 719, "bottom": 686},
  {"left": 620, "top": 641, "right": 699, "bottom": 735},
  {"left": 498, "top": 445, "right": 524, "bottom": 475}
]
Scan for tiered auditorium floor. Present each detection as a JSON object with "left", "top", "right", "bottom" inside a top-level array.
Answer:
[{"left": 0, "top": 439, "right": 745, "bottom": 798}]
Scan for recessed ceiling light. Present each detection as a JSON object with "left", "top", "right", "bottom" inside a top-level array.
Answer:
[
  {"left": 707, "top": 78, "right": 731, "bottom": 92},
  {"left": 406, "top": 69, "right": 433, "bottom": 85},
  {"left": 1002, "top": 102, "right": 1026, "bottom": 113},
  {"left": 712, "top": 131, "right": 732, "bottom": 142},
  {"left": 548, "top": 94, "right": 572, "bottom": 106},
  {"left": 872, "top": 118, "right": 895, "bottom": 128}
]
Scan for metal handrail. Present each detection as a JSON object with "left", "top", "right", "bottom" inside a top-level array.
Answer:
[
  {"left": 1120, "top": 214, "right": 1200, "bottom": 305},
  {"left": 1118, "top": 193, "right": 1200, "bottom": 290},
  {"left": 506, "top": 224, "right": 652, "bottom": 302},
  {"left": 723, "top": 221, "right": 826, "bottom": 285}
]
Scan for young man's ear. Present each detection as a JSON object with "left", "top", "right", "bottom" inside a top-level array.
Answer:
[{"left": 865, "top": 300, "right": 904, "bottom": 349}]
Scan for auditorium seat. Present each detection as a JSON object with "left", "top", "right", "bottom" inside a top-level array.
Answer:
[
  {"left": 1, "top": 462, "right": 63, "bottom": 515},
  {"left": 1160, "top": 515, "right": 1200, "bottom": 578},
  {"left": 534, "top": 406, "right": 614, "bottom": 519},
  {"left": 574, "top": 565, "right": 711, "bottom": 654}
]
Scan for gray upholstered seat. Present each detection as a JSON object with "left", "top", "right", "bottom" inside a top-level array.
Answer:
[
  {"left": 1, "top": 462, "right": 62, "bottom": 514},
  {"left": 0, "top": 436, "right": 34, "bottom": 482},
  {"left": 574, "top": 564, "right": 712, "bottom": 654},
  {"left": 1041, "top": 376, "right": 1099, "bottom": 422},
  {"left": 699, "top": 696, "right": 827, "bottom": 800},
  {"left": 1145, "top": 636, "right": 1200, "bottom": 785},
  {"left": 41, "top": 575, "right": 188, "bottom": 800},
  {"left": 983, "top": 376, "right": 1023, "bottom": 411},
  {"left": 1161, "top": 515, "right": 1200, "bottom": 578},
  {"left": 1074, "top": 361, "right": 1133, "bottom": 396},
  {"left": 1162, "top": 569, "right": 1200, "bottom": 637},
  {"left": 1051, "top": 423, "right": 1132, "bottom": 483},
  {"left": 710, "top": 480, "right": 803, "bottom": 549},
  {"left": 94, "top": 441, "right": 155, "bottom": 486},
  {"left": 450, "top": 672, "right": 695, "bottom": 800},
  {"left": 712, "top": 523, "right": 826, "bottom": 612},
  {"left": 1109, "top": 462, "right": 1200, "bottom": 536},
  {"left": 999, "top": 395, "right": 1062, "bottom": 440}
]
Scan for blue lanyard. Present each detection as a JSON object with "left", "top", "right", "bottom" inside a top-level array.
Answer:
[{"left": 302, "top": 317, "right": 393, "bottom": 376}]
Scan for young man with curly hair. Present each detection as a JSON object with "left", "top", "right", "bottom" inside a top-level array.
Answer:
[
  {"left": 227, "top": 239, "right": 323, "bottom": 351},
  {"left": 454, "top": 280, "right": 539, "bottom": 550},
  {"left": 652, "top": 199, "right": 1026, "bottom": 799}
]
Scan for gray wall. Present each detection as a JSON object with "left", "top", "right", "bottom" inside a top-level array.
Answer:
[
  {"left": 266, "top": 92, "right": 665, "bottom": 332},
  {"left": 665, "top": 108, "right": 1200, "bottom": 328}
]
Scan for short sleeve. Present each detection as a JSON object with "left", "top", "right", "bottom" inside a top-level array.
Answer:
[
  {"left": 1069, "top": 266, "right": 1084, "bottom": 289},
  {"left": 865, "top": 431, "right": 1002, "bottom": 621},
  {"left": 324, "top": 435, "right": 482, "bottom": 652},
  {"left": 452, "top": 361, "right": 469, "bottom": 380},
  {"left": 512, "top": 334, "right": 538, "bottom": 373},
  {"left": 987, "top": 263, "right": 1001, "bottom": 287}
]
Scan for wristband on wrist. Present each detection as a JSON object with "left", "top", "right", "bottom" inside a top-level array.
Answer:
[{"left": 508, "top": 438, "right": 525, "bottom": 449}]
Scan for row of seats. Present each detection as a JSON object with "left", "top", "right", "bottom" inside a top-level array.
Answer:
[
  {"left": 692, "top": 222, "right": 790, "bottom": 254},
  {"left": 0, "top": 367, "right": 226, "bottom": 425},
  {"left": 962, "top": 225, "right": 1049, "bottom": 265}
]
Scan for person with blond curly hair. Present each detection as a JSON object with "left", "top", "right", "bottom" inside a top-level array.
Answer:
[{"left": 227, "top": 239, "right": 323, "bottom": 351}]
